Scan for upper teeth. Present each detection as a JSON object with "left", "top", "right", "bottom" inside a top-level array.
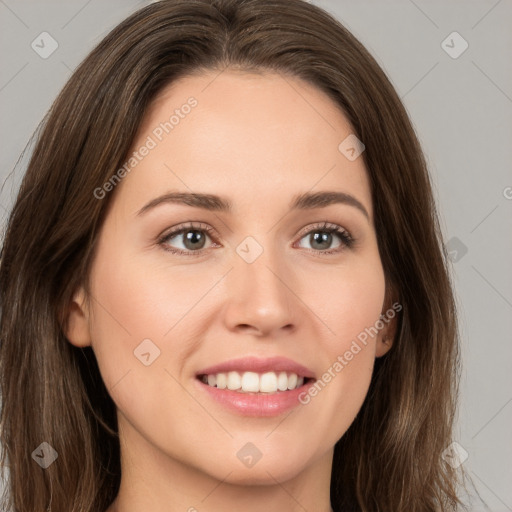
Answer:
[{"left": 201, "top": 371, "right": 305, "bottom": 393}]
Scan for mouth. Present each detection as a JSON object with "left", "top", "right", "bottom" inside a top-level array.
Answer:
[
  {"left": 196, "top": 371, "right": 314, "bottom": 394},
  {"left": 194, "top": 356, "right": 317, "bottom": 417}
]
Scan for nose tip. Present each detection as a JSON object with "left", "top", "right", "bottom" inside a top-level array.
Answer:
[{"left": 222, "top": 250, "right": 298, "bottom": 336}]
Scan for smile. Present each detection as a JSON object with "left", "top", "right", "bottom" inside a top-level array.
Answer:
[
  {"left": 198, "top": 371, "right": 310, "bottom": 393},
  {"left": 195, "top": 356, "right": 317, "bottom": 417}
]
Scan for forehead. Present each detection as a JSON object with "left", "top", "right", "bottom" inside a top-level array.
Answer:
[{"left": 114, "top": 69, "right": 372, "bottom": 219}]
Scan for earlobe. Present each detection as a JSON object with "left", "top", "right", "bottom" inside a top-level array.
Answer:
[
  {"left": 375, "top": 289, "right": 400, "bottom": 358},
  {"left": 62, "top": 287, "right": 92, "bottom": 348},
  {"left": 375, "top": 333, "right": 394, "bottom": 357}
]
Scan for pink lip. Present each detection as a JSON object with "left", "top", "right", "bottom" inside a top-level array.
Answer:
[
  {"left": 196, "top": 356, "right": 316, "bottom": 379},
  {"left": 195, "top": 378, "right": 316, "bottom": 417},
  {"left": 194, "top": 356, "right": 317, "bottom": 417}
]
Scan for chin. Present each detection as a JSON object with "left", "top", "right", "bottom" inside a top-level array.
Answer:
[{"left": 220, "top": 462, "right": 306, "bottom": 486}]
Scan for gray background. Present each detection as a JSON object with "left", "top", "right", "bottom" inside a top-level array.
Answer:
[{"left": 1, "top": 1, "right": 511, "bottom": 510}]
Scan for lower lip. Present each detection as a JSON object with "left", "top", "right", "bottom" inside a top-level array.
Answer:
[{"left": 195, "top": 378, "right": 315, "bottom": 417}]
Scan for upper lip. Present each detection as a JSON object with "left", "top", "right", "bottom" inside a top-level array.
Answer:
[{"left": 196, "top": 356, "right": 316, "bottom": 379}]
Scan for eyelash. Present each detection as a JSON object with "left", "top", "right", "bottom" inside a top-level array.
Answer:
[{"left": 157, "top": 221, "right": 355, "bottom": 257}]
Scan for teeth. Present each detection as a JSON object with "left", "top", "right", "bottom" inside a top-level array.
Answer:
[
  {"left": 227, "top": 371, "right": 241, "bottom": 390},
  {"left": 241, "top": 371, "right": 259, "bottom": 392},
  {"left": 216, "top": 373, "right": 227, "bottom": 389},
  {"left": 277, "top": 372, "right": 288, "bottom": 391},
  {"left": 260, "top": 372, "right": 277, "bottom": 392},
  {"left": 201, "top": 371, "right": 307, "bottom": 393},
  {"left": 287, "top": 373, "right": 298, "bottom": 390}
]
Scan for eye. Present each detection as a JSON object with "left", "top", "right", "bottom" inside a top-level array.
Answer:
[
  {"left": 157, "top": 220, "right": 355, "bottom": 257},
  {"left": 295, "top": 221, "right": 354, "bottom": 255},
  {"left": 158, "top": 222, "right": 218, "bottom": 256}
]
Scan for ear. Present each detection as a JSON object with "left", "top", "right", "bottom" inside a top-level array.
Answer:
[
  {"left": 375, "top": 286, "right": 400, "bottom": 358},
  {"left": 62, "top": 286, "right": 92, "bottom": 348}
]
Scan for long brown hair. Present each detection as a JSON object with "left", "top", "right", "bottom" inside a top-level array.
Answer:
[{"left": 0, "top": 0, "right": 470, "bottom": 510}]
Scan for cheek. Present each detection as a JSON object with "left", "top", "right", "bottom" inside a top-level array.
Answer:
[
  {"left": 87, "top": 248, "right": 218, "bottom": 383},
  {"left": 89, "top": 242, "right": 203, "bottom": 336},
  {"left": 308, "top": 256, "right": 386, "bottom": 351},
  {"left": 86, "top": 252, "right": 204, "bottom": 432},
  {"left": 297, "top": 256, "right": 385, "bottom": 439}
]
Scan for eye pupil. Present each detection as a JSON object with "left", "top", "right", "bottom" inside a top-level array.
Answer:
[
  {"left": 311, "top": 231, "right": 332, "bottom": 250},
  {"left": 184, "top": 230, "right": 206, "bottom": 249}
]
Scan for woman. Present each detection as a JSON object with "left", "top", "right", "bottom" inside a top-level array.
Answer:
[{"left": 0, "top": 0, "right": 470, "bottom": 510}]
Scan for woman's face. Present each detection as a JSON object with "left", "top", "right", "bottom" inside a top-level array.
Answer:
[{"left": 67, "top": 69, "right": 394, "bottom": 487}]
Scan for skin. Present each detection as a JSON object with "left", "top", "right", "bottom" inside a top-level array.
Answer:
[{"left": 65, "top": 69, "right": 396, "bottom": 512}]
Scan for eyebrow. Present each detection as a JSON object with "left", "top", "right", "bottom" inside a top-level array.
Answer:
[{"left": 136, "top": 190, "right": 369, "bottom": 220}]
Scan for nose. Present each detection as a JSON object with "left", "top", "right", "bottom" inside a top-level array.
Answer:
[{"left": 221, "top": 243, "right": 299, "bottom": 337}]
